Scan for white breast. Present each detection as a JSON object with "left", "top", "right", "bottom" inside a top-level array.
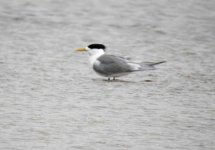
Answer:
[{"left": 88, "top": 49, "right": 104, "bottom": 66}]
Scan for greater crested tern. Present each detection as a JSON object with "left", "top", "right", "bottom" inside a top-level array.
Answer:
[{"left": 76, "top": 44, "right": 165, "bottom": 80}]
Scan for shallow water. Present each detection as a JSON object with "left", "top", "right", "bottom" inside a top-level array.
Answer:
[{"left": 0, "top": 0, "right": 215, "bottom": 150}]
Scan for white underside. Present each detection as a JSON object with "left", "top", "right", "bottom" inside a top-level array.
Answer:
[{"left": 95, "top": 71, "right": 131, "bottom": 78}]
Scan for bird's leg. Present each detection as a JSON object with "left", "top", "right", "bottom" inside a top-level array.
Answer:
[
  {"left": 113, "top": 77, "right": 116, "bottom": 80},
  {"left": 108, "top": 77, "right": 110, "bottom": 81}
]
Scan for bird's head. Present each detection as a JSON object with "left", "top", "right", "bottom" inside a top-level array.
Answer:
[{"left": 76, "top": 44, "right": 106, "bottom": 56}]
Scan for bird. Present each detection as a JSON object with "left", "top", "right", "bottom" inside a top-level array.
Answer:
[{"left": 76, "top": 44, "right": 165, "bottom": 81}]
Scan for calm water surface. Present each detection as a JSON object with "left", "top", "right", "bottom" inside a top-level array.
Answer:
[{"left": 0, "top": 0, "right": 215, "bottom": 150}]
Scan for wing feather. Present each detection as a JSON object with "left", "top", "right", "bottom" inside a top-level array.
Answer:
[{"left": 93, "top": 55, "right": 133, "bottom": 76}]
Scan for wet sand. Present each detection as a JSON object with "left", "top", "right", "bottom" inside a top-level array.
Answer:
[{"left": 0, "top": 0, "right": 215, "bottom": 150}]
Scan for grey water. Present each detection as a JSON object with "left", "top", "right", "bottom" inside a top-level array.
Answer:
[{"left": 0, "top": 0, "right": 215, "bottom": 150}]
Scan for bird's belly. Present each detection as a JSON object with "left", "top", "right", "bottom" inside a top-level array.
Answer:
[
  {"left": 94, "top": 71, "right": 130, "bottom": 77},
  {"left": 111, "top": 72, "right": 130, "bottom": 77}
]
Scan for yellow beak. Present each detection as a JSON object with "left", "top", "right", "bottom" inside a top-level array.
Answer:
[{"left": 75, "top": 47, "right": 87, "bottom": 52}]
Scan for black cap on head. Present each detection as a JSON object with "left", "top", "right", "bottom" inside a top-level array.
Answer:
[{"left": 88, "top": 44, "right": 106, "bottom": 50}]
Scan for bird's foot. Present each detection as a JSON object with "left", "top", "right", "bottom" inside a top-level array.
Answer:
[{"left": 106, "top": 77, "right": 116, "bottom": 81}]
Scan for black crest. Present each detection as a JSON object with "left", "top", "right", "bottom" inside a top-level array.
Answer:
[{"left": 88, "top": 44, "right": 106, "bottom": 50}]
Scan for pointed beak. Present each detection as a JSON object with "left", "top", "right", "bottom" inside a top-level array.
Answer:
[{"left": 75, "top": 47, "right": 87, "bottom": 52}]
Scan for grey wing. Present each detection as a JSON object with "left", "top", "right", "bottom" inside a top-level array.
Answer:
[
  {"left": 113, "top": 55, "right": 131, "bottom": 61},
  {"left": 93, "top": 55, "right": 133, "bottom": 76}
]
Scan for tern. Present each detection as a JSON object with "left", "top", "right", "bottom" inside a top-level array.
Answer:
[{"left": 76, "top": 44, "right": 165, "bottom": 80}]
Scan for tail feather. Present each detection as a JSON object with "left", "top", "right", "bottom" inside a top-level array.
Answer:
[
  {"left": 140, "top": 61, "right": 166, "bottom": 71},
  {"left": 145, "top": 61, "right": 166, "bottom": 66}
]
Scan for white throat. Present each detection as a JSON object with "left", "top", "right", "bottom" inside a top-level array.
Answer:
[{"left": 88, "top": 49, "right": 105, "bottom": 65}]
